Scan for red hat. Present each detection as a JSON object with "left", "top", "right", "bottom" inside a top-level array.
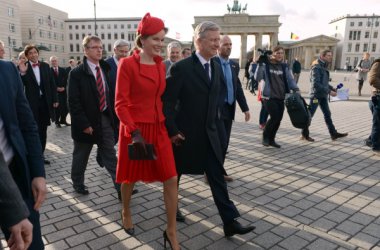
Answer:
[{"left": 137, "top": 13, "right": 165, "bottom": 36}]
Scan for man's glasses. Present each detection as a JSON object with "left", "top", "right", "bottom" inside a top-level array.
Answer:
[{"left": 87, "top": 46, "right": 103, "bottom": 50}]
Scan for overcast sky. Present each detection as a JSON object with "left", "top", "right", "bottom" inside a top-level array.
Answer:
[{"left": 35, "top": 0, "right": 379, "bottom": 56}]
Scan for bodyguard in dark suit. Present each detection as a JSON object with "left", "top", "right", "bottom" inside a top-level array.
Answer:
[
  {"left": 50, "top": 56, "right": 69, "bottom": 127},
  {"left": 105, "top": 39, "right": 129, "bottom": 142},
  {"left": 68, "top": 35, "right": 120, "bottom": 197},
  {"left": 163, "top": 21, "right": 255, "bottom": 237},
  {"left": 0, "top": 60, "right": 47, "bottom": 249},
  {"left": 215, "top": 35, "right": 250, "bottom": 164},
  {"left": 19, "top": 45, "right": 58, "bottom": 164}
]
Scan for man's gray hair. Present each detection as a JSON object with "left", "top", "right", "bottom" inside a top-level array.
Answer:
[
  {"left": 167, "top": 41, "right": 181, "bottom": 51},
  {"left": 113, "top": 39, "right": 129, "bottom": 49},
  {"left": 194, "top": 21, "right": 221, "bottom": 40}
]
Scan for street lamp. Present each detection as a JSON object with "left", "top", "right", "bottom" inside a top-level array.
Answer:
[
  {"left": 367, "top": 14, "right": 379, "bottom": 53},
  {"left": 94, "top": 0, "right": 98, "bottom": 36}
]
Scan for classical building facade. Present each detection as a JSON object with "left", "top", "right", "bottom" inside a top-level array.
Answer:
[
  {"left": 281, "top": 35, "right": 339, "bottom": 70},
  {"left": 193, "top": 13, "right": 281, "bottom": 68},
  {"left": 17, "top": 0, "right": 68, "bottom": 64},
  {"left": 329, "top": 14, "right": 380, "bottom": 70},
  {"left": 65, "top": 18, "right": 140, "bottom": 61}
]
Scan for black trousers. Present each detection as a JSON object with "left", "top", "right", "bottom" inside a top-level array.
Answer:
[
  {"left": 55, "top": 92, "right": 68, "bottom": 124},
  {"left": 262, "top": 99, "right": 285, "bottom": 142},
  {"left": 36, "top": 97, "right": 50, "bottom": 153}
]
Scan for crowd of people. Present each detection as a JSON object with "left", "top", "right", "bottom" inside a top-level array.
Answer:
[{"left": 1, "top": 12, "right": 380, "bottom": 249}]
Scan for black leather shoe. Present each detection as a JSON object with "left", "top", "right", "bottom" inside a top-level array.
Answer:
[
  {"left": 269, "top": 141, "right": 281, "bottom": 148},
  {"left": 364, "top": 138, "right": 372, "bottom": 148},
  {"left": 176, "top": 208, "right": 185, "bottom": 222},
  {"left": 331, "top": 132, "right": 348, "bottom": 140},
  {"left": 44, "top": 159, "right": 50, "bottom": 164},
  {"left": 262, "top": 138, "right": 270, "bottom": 147},
  {"left": 223, "top": 220, "right": 255, "bottom": 237},
  {"left": 55, "top": 123, "right": 61, "bottom": 128},
  {"left": 73, "top": 185, "right": 89, "bottom": 195}
]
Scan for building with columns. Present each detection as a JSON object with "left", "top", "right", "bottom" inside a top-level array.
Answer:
[
  {"left": 281, "top": 35, "right": 339, "bottom": 70},
  {"left": 329, "top": 14, "right": 380, "bottom": 70},
  {"left": 193, "top": 13, "right": 281, "bottom": 68}
]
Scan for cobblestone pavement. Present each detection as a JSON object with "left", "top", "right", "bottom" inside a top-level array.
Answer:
[{"left": 1, "top": 71, "right": 380, "bottom": 249}]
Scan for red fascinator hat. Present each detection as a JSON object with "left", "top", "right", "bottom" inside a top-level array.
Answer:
[{"left": 137, "top": 13, "right": 165, "bottom": 36}]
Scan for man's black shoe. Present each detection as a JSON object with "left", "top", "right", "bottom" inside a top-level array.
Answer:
[
  {"left": 269, "top": 141, "right": 281, "bottom": 148},
  {"left": 364, "top": 138, "right": 372, "bottom": 148},
  {"left": 223, "top": 220, "right": 255, "bottom": 237},
  {"left": 331, "top": 132, "right": 348, "bottom": 140},
  {"left": 176, "top": 208, "right": 185, "bottom": 222},
  {"left": 262, "top": 138, "right": 270, "bottom": 147},
  {"left": 44, "top": 159, "right": 50, "bottom": 164},
  {"left": 73, "top": 185, "right": 89, "bottom": 195},
  {"left": 55, "top": 123, "right": 61, "bottom": 128}
]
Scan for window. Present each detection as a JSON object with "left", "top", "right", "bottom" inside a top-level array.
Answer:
[
  {"left": 101, "top": 33, "right": 105, "bottom": 39},
  {"left": 81, "top": 25, "right": 85, "bottom": 29},
  {"left": 8, "top": 7, "right": 14, "bottom": 17},
  {"left": 349, "top": 31, "right": 353, "bottom": 40},
  {"left": 353, "top": 57, "right": 358, "bottom": 66},
  {"left": 107, "top": 24, "right": 111, "bottom": 29},
  {"left": 376, "top": 21, "right": 379, "bottom": 27},
  {"left": 38, "top": 17, "right": 44, "bottom": 25},
  {"left": 54, "top": 32, "right": 57, "bottom": 40},
  {"left": 69, "top": 33, "right": 73, "bottom": 39},
  {"left": 357, "top": 31, "right": 361, "bottom": 40},
  {"left": 345, "top": 57, "right": 351, "bottom": 64},
  {"left": 358, "top": 21, "right": 363, "bottom": 26},
  {"left": 365, "top": 31, "right": 370, "bottom": 38},
  {"left": 55, "top": 45, "right": 58, "bottom": 52},
  {"left": 76, "top": 44, "right": 80, "bottom": 52},
  {"left": 121, "top": 33, "right": 125, "bottom": 39},
  {"left": 82, "top": 33, "right": 86, "bottom": 39},
  {"left": 114, "top": 33, "right": 118, "bottom": 39},
  {"left": 374, "top": 31, "right": 378, "bottom": 39},
  {"left": 108, "top": 44, "right": 111, "bottom": 52},
  {"left": 121, "top": 24, "right": 124, "bottom": 29},
  {"left": 114, "top": 24, "right": 117, "bottom": 29},
  {"left": 108, "top": 33, "right": 111, "bottom": 39},
  {"left": 53, "top": 20, "right": 57, "bottom": 28},
  {"left": 353, "top": 31, "right": 357, "bottom": 40},
  {"left": 47, "top": 31, "right": 51, "bottom": 39},
  {"left": 355, "top": 43, "right": 360, "bottom": 52},
  {"left": 76, "top": 34, "right": 79, "bottom": 40},
  {"left": 62, "top": 46, "right": 65, "bottom": 52},
  {"left": 9, "top": 23, "right": 15, "bottom": 32},
  {"left": 350, "top": 22, "right": 354, "bottom": 27},
  {"left": 39, "top": 30, "right": 44, "bottom": 38},
  {"left": 347, "top": 43, "right": 352, "bottom": 52},
  {"left": 88, "top": 25, "right": 91, "bottom": 29},
  {"left": 134, "top": 24, "right": 137, "bottom": 29},
  {"left": 61, "top": 34, "right": 64, "bottom": 41},
  {"left": 372, "top": 43, "right": 377, "bottom": 52},
  {"left": 127, "top": 24, "right": 131, "bottom": 29},
  {"left": 61, "top": 22, "right": 64, "bottom": 29},
  {"left": 363, "top": 43, "right": 368, "bottom": 52},
  {"left": 69, "top": 25, "right": 72, "bottom": 30},
  {"left": 77, "top": 56, "right": 80, "bottom": 61},
  {"left": 101, "top": 24, "right": 104, "bottom": 29},
  {"left": 75, "top": 25, "right": 79, "bottom": 30}
]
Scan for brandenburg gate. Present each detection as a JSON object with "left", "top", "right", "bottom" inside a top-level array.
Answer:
[{"left": 193, "top": 1, "right": 281, "bottom": 67}]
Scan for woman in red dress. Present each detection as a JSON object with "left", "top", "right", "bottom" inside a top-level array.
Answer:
[{"left": 115, "top": 13, "right": 179, "bottom": 249}]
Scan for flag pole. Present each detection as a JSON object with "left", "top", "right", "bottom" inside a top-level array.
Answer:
[{"left": 94, "top": 0, "right": 97, "bottom": 36}]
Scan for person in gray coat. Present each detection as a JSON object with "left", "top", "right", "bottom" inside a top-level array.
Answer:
[{"left": 355, "top": 52, "right": 371, "bottom": 96}]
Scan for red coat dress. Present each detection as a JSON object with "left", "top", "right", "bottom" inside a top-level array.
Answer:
[{"left": 115, "top": 51, "right": 177, "bottom": 183}]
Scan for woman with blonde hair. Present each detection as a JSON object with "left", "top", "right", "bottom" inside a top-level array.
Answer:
[
  {"left": 356, "top": 52, "right": 371, "bottom": 96},
  {"left": 115, "top": 13, "right": 180, "bottom": 249}
]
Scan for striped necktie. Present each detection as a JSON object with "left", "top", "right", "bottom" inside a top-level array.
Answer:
[{"left": 95, "top": 66, "right": 106, "bottom": 111}]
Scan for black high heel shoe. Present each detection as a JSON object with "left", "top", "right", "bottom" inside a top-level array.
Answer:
[
  {"left": 163, "top": 230, "right": 173, "bottom": 249},
  {"left": 121, "top": 211, "right": 135, "bottom": 236}
]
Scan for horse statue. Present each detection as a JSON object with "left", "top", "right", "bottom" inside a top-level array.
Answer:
[
  {"left": 242, "top": 3, "right": 248, "bottom": 13},
  {"left": 227, "top": 4, "right": 231, "bottom": 14},
  {"left": 231, "top": 0, "right": 239, "bottom": 14}
]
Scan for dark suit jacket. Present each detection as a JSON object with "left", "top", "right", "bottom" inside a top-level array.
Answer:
[
  {"left": 21, "top": 61, "right": 57, "bottom": 123},
  {"left": 105, "top": 56, "right": 117, "bottom": 100},
  {"left": 0, "top": 60, "right": 45, "bottom": 199},
  {"left": 68, "top": 56, "right": 116, "bottom": 144},
  {"left": 0, "top": 154, "right": 29, "bottom": 229},
  {"left": 215, "top": 57, "right": 249, "bottom": 120},
  {"left": 51, "top": 66, "right": 68, "bottom": 89},
  {"left": 163, "top": 52, "right": 224, "bottom": 174}
]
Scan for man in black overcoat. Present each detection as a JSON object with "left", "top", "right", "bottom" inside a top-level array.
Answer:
[{"left": 163, "top": 21, "right": 255, "bottom": 237}]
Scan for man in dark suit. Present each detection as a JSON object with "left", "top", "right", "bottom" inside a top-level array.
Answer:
[
  {"left": 215, "top": 35, "right": 250, "bottom": 168},
  {"left": 163, "top": 21, "right": 255, "bottom": 238},
  {"left": 68, "top": 35, "right": 120, "bottom": 198},
  {"left": 50, "top": 56, "right": 69, "bottom": 128},
  {"left": 19, "top": 45, "right": 58, "bottom": 164},
  {"left": 0, "top": 60, "right": 47, "bottom": 249},
  {"left": 0, "top": 154, "right": 33, "bottom": 250}
]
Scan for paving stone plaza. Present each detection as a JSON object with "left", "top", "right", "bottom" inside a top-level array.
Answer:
[{"left": 1, "top": 71, "right": 380, "bottom": 249}]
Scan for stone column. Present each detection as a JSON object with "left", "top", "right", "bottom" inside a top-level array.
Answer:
[
  {"left": 332, "top": 46, "right": 337, "bottom": 70},
  {"left": 254, "top": 33, "right": 263, "bottom": 57},
  {"left": 304, "top": 47, "right": 312, "bottom": 70},
  {"left": 270, "top": 33, "right": 278, "bottom": 49},
  {"left": 240, "top": 33, "right": 248, "bottom": 68}
]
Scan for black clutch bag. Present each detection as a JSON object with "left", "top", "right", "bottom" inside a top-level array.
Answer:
[{"left": 128, "top": 143, "right": 157, "bottom": 160}]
